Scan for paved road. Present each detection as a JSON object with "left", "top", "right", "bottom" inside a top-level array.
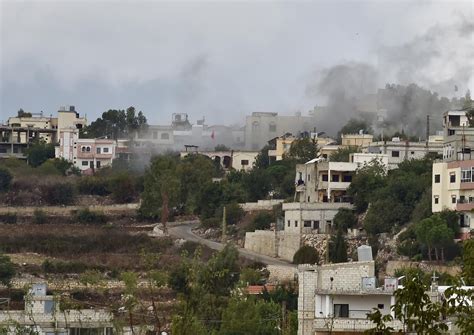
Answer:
[{"left": 168, "top": 223, "right": 295, "bottom": 268}]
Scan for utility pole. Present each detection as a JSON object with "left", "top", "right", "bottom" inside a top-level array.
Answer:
[
  {"left": 426, "top": 114, "right": 430, "bottom": 147},
  {"left": 221, "top": 205, "right": 227, "bottom": 243}
]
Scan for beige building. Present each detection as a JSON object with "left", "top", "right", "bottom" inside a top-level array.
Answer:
[
  {"left": 341, "top": 133, "right": 374, "bottom": 147},
  {"left": 2, "top": 106, "right": 87, "bottom": 160},
  {"left": 432, "top": 160, "right": 474, "bottom": 238},
  {"left": 245, "top": 112, "right": 317, "bottom": 150}
]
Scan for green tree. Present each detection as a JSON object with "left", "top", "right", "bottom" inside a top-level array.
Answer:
[
  {"left": 415, "top": 215, "right": 454, "bottom": 262},
  {"left": 82, "top": 107, "right": 147, "bottom": 139},
  {"left": 17, "top": 108, "right": 32, "bottom": 118},
  {"left": 219, "top": 297, "right": 280, "bottom": 335},
  {"left": 329, "top": 229, "right": 348, "bottom": 263},
  {"left": 293, "top": 245, "right": 319, "bottom": 265},
  {"left": 347, "top": 160, "right": 386, "bottom": 213},
  {"left": 366, "top": 276, "right": 468, "bottom": 335},
  {"left": 247, "top": 211, "right": 274, "bottom": 232},
  {"left": 26, "top": 141, "right": 55, "bottom": 167},
  {"left": 284, "top": 137, "right": 318, "bottom": 163},
  {"left": 140, "top": 156, "right": 180, "bottom": 232},
  {"left": 255, "top": 145, "right": 272, "bottom": 169},
  {"left": 108, "top": 173, "right": 137, "bottom": 203},
  {"left": 462, "top": 239, "right": 474, "bottom": 285},
  {"left": 0, "top": 254, "right": 15, "bottom": 287},
  {"left": 329, "top": 146, "right": 360, "bottom": 162},
  {"left": 241, "top": 169, "right": 271, "bottom": 202},
  {"left": 0, "top": 167, "right": 12, "bottom": 192},
  {"left": 333, "top": 208, "right": 357, "bottom": 231}
]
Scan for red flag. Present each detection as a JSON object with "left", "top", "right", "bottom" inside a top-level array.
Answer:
[{"left": 211, "top": 130, "right": 215, "bottom": 140}]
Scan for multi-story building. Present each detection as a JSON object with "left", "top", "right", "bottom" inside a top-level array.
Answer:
[
  {"left": 0, "top": 283, "right": 114, "bottom": 335},
  {"left": 245, "top": 112, "right": 317, "bottom": 150},
  {"left": 432, "top": 110, "right": 474, "bottom": 239},
  {"left": 2, "top": 106, "right": 87, "bottom": 160},
  {"left": 180, "top": 150, "right": 259, "bottom": 172},
  {"left": 74, "top": 138, "right": 116, "bottom": 172},
  {"left": 268, "top": 133, "right": 335, "bottom": 163},
  {"left": 362, "top": 137, "right": 443, "bottom": 169}
]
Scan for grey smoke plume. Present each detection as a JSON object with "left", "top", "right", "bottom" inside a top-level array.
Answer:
[{"left": 307, "top": 16, "right": 473, "bottom": 137}]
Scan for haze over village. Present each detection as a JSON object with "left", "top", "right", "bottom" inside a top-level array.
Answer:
[{"left": 0, "top": 1, "right": 473, "bottom": 335}]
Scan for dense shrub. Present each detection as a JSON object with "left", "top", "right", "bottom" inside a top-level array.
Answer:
[
  {"left": 40, "top": 182, "right": 76, "bottom": 205},
  {"left": 219, "top": 202, "right": 245, "bottom": 226},
  {"left": 246, "top": 211, "right": 273, "bottom": 232},
  {"left": 0, "top": 230, "right": 173, "bottom": 255},
  {"left": 293, "top": 245, "right": 319, "bottom": 264},
  {"left": 77, "top": 177, "right": 109, "bottom": 196},
  {"left": 0, "top": 167, "right": 12, "bottom": 192},
  {"left": 108, "top": 173, "right": 137, "bottom": 203},
  {"left": 42, "top": 259, "right": 88, "bottom": 274},
  {"left": 33, "top": 209, "right": 47, "bottom": 224},
  {"left": 75, "top": 208, "right": 108, "bottom": 224},
  {"left": 334, "top": 208, "right": 357, "bottom": 231},
  {"left": 0, "top": 213, "right": 17, "bottom": 224},
  {"left": 0, "top": 254, "right": 15, "bottom": 286},
  {"left": 201, "top": 217, "right": 221, "bottom": 229}
]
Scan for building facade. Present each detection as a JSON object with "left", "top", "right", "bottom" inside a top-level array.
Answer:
[
  {"left": 0, "top": 283, "right": 114, "bottom": 335},
  {"left": 245, "top": 112, "right": 317, "bottom": 150}
]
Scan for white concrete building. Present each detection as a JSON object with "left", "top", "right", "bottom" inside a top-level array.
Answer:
[
  {"left": 180, "top": 150, "right": 259, "bottom": 172},
  {"left": 0, "top": 283, "right": 114, "bottom": 335},
  {"left": 362, "top": 137, "right": 443, "bottom": 169}
]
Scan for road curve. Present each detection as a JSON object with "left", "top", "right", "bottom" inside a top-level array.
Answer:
[{"left": 168, "top": 223, "right": 295, "bottom": 268}]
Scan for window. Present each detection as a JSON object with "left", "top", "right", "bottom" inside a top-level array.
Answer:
[
  {"left": 434, "top": 174, "right": 440, "bottom": 183},
  {"left": 86, "top": 146, "right": 91, "bottom": 152},
  {"left": 334, "top": 304, "right": 349, "bottom": 317},
  {"left": 44, "top": 300, "right": 55, "bottom": 314},
  {"left": 81, "top": 146, "right": 86, "bottom": 152},
  {"left": 269, "top": 122, "right": 276, "bottom": 132},
  {"left": 322, "top": 195, "right": 328, "bottom": 202},
  {"left": 343, "top": 175, "right": 352, "bottom": 182},
  {"left": 434, "top": 196, "right": 439, "bottom": 204},
  {"left": 410, "top": 151, "right": 415, "bottom": 155},
  {"left": 450, "top": 173, "right": 456, "bottom": 183},
  {"left": 103, "top": 147, "right": 109, "bottom": 153},
  {"left": 96, "top": 147, "right": 101, "bottom": 154},
  {"left": 304, "top": 220, "right": 312, "bottom": 228},
  {"left": 308, "top": 174, "right": 310, "bottom": 181},
  {"left": 161, "top": 133, "right": 170, "bottom": 140},
  {"left": 326, "top": 220, "right": 332, "bottom": 226},
  {"left": 377, "top": 304, "right": 384, "bottom": 309},
  {"left": 81, "top": 161, "right": 88, "bottom": 166},
  {"left": 241, "top": 160, "right": 249, "bottom": 166},
  {"left": 252, "top": 121, "right": 260, "bottom": 132},
  {"left": 307, "top": 196, "right": 310, "bottom": 202},
  {"left": 313, "top": 221, "right": 320, "bottom": 229},
  {"left": 96, "top": 161, "right": 101, "bottom": 169},
  {"left": 391, "top": 150, "right": 400, "bottom": 157},
  {"left": 452, "top": 196, "right": 456, "bottom": 204},
  {"left": 461, "top": 169, "right": 472, "bottom": 183},
  {"left": 287, "top": 220, "right": 290, "bottom": 227},
  {"left": 322, "top": 174, "right": 328, "bottom": 181},
  {"left": 295, "top": 220, "right": 298, "bottom": 227},
  {"left": 332, "top": 174, "right": 340, "bottom": 182}
]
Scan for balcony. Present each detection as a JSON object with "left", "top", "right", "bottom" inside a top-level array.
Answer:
[
  {"left": 313, "top": 318, "right": 403, "bottom": 332},
  {"left": 456, "top": 198, "right": 474, "bottom": 211}
]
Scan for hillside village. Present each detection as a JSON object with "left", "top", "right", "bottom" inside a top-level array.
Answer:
[{"left": 0, "top": 91, "right": 472, "bottom": 335}]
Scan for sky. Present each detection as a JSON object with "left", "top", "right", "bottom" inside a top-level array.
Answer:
[{"left": 0, "top": 0, "right": 473, "bottom": 125}]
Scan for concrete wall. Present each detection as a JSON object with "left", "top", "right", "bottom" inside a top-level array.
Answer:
[
  {"left": 240, "top": 199, "right": 284, "bottom": 211},
  {"left": 244, "top": 230, "right": 277, "bottom": 257},
  {"left": 317, "top": 261, "right": 374, "bottom": 291},
  {"left": 244, "top": 230, "right": 301, "bottom": 261}
]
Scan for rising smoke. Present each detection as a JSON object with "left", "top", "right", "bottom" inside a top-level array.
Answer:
[{"left": 307, "top": 16, "right": 473, "bottom": 137}]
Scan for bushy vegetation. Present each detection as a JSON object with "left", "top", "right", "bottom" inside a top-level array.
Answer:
[
  {"left": 74, "top": 208, "right": 108, "bottom": 224},
  {"left": 247, "top": 211, "right": 274, "bottom": 232},
  {"left": 42, "top": 259, "right": 89, "bottom": 274},
  {"left": 0, "top": 254, "right": 15, "bottom": 287},
  {"left": 293, "top": 245, "right": 319, "bottom": 264},
  {"left": 0, "top": 167, "right": 12, "bottom": 192}
]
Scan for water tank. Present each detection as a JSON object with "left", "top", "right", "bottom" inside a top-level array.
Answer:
[{"left": 357, "top": 245, "right": 373, "bottom": 262}]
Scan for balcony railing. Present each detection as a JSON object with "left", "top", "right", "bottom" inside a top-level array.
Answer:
[{"left": 313, "top": 317, "right": 403, "bottom": 331}]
